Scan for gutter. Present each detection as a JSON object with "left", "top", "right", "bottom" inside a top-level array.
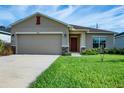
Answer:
[{"left": 0, "top": 30, "right": 11, "bottom": 35}]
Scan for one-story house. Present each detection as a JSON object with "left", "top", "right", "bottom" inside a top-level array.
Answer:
[
  {"left": 0, "top": 30, "right": 11, "bottom": 43},
  {"left": 115, "top": 32, "right": 124, "bottom": 48},
  {"left": 10, "top": 12, "right": 116, "bottom": 54}
]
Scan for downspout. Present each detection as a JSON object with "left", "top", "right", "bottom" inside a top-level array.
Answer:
[{"left": 113, "top": 33, "right": 116, "bottom": 48}]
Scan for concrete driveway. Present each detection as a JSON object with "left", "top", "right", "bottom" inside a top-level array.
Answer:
[{"left": 0, "top": 55, "right": 59, "bottom": 88}]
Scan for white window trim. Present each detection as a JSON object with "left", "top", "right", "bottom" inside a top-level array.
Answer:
[{"left": 92, "top": 36, "right": 107, "bottom": 48}]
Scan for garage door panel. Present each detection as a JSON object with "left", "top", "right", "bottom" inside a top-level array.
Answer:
[{"left": 17, "top": 34, "right": 62, "bottom": 54}]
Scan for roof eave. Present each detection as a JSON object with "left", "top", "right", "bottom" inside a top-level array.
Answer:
[
  {"left": 87, "top": 32, "right": 115, "bottom": 34},
  {"left": 69, "top": 27, "right": 89, "bottom": 32},
  {"left": 0, "top": 30, "right": 11, "bottom": 35}
]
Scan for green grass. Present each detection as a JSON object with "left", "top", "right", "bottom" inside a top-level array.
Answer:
[{"left": 30, "top": 54, "right": 124, "bottom": 88}]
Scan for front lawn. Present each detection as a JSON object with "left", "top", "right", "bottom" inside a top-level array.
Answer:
[{"left": 30, "top": 55, "right": 124, "bottom": 88}]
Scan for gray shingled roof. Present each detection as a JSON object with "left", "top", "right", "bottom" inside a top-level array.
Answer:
[
  {"left": 0, "top": 30, "right": 11, "bottom": 35},
  {"left": 70, "top": 24, "right": 116, "bottom": 33}
]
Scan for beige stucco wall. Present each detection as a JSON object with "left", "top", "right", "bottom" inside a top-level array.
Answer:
[
  {"left": 11, "top": 14, "right": 69, "bottom": 47},
  {"left": 80, "top": 32, "right": 86, "bottom": 49},
  {"left": 115, "top": 36, "right": 124, "bottom": 48},
  {"left": 86, "top": 33, "right": 114, "bottom": 49}
]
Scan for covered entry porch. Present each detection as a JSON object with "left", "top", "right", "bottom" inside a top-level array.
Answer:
[{"left": 69, "top": 30, "right": 87, "bottom": 53}]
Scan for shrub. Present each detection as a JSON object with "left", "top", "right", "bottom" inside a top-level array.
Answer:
[
  {"left": 62, "top": 52, "right": 71, "bottom": 56},
  {"left": 108, "top": 48, "right": 118, "bottom": 54},
  {"left": 105, "top": 48, "right": 124, "bottom": 54},
  {"left": 81, "top": 48, "right": 99, "bottom": 55},
  {"left": 0, "top": 40, "right": 13, "bottom": 56},
  {"left": 104, "top": 48, "right": 109, "bottom": 54},
  {"left": 0, "top": 40, "right": 4, "bottom": 55},
  {"left": 81, "top": 48, "right": 124, "bottom": 55},
  {"left": 2, "top": 43, "right": 13, "bottom": 56},
  {"left": 119, "top": 48, "right": 124, "bottom": 54}
]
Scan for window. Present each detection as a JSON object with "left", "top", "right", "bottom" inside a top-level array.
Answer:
[
  {"left": 93, "top": 37, "right": 99, "bottom": 48},
  {"left": 36, "top": 16, "right": 40, "bottom": 25},
  {"left": 93, "top": 36, "right": 106, "bottom": 48}
]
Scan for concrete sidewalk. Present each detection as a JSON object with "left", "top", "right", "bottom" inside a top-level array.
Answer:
[{"left": 71, "top": 52, "right": 81, "bottom": 57}]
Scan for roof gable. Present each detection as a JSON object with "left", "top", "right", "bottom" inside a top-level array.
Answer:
[{"left": 10, "top": 12, "right": 69, "bottom": 27}]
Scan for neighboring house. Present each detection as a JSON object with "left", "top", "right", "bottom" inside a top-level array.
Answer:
[
  {"left": 0, "top": 30, "right": 11, "bottom": 43},
  {"left": 115, "top": 32, "right": 124, "bottom": 48},
  {"left": 10, "top": 12, "right": 116, "bottom": 54}
]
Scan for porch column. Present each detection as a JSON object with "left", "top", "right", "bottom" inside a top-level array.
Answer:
[
  {"left": 80, "top": 32, "right": 86, "bottom": 51},
  {"left": 62, "top": 29, "right": 69, "bottom": 54}
]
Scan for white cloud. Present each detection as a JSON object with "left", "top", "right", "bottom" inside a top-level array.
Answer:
[
  {"left": 25, "top": 5, "right": 79, "bottom": 20},
  {"left": 30, "top": 5, "right": 59, "bottom": 14},
  {"left": 73, "top": 6, "right": 124, "bottom": 32},
  {"left": 0, "top": 6, "right": 30, "bottom": 25},
  {"left": 51, "top": 5, "right": 80, "bottom": 19},
  {"left": 0, "top": 5, "right": 124, "bottom": 32},
  {"left": 13, "top": 6, "right": 29, "bottom": 13},
  {"left": 0, "top": 10, "right": 16, "bottom": 21},
  {"left": 9, "top": 5, "right": 31, "bottom": 17}
]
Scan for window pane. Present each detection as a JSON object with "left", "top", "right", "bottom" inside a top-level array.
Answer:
[
  {"left": 93, "top": 37, "right": 99, "bottom": 48},
  {"left": 100, "top": 37, "right": 106, "bottom": 48}
]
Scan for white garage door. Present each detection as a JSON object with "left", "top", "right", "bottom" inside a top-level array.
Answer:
[{"left": 17, "top": 34, "right": 62, "bottom": 54}]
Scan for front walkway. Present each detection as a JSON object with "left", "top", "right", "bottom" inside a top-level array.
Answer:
[
  {"left": 0, "top": 55, "right": 59, "bottom": 88},
  {"left": 71, "top": 52, "right": 81, "bottom": 57}
]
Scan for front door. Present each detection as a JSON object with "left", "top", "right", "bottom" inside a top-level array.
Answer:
[{"left": 70, "top": 38, "right": 77, "bottom": 52}]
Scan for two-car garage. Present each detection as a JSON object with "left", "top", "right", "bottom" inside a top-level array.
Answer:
[
  {"left": 11, "top": 13, "right": 69, "bottom": 55},
  {"left": 16, "top": 34, "right": 62, "bottom": 54}
]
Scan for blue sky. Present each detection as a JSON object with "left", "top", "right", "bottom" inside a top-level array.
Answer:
[{"left": 0, "top": 5, "right": 124, "bottom": 32}]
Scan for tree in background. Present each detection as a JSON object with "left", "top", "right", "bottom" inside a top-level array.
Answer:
[
  {"left": 0, "top": 26, "right": 6, "bottom": 31},
  {"left": 0, "top": 25, "right": 11, "bottom": 32}
]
